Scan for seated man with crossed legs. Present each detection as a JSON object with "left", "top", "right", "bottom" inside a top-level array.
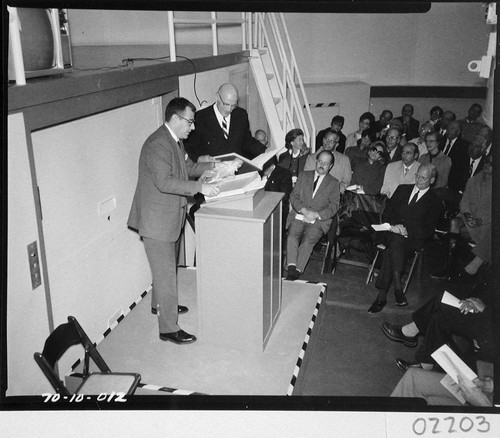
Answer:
[
  {"left": 367, "top": 163, "right": 442, "bottom": 313},
  {"left": 285, "top": 150, "right": 340, "bottom": 280}
]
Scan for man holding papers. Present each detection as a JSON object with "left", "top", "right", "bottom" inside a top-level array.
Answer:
[
  {"left": 367, "top": 163, "right": 442, "bottom": 312},
  {"left": 285, "top": 150, "right": 340, "bottom": 280}
]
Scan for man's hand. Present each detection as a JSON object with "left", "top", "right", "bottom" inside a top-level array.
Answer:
[
  {"left": 198, "top": 155, "right": 217, "bottom": 163},
  {"left": 459, "top": 297, "right": 486, "bottom": 314},
  {"left": 200, "top": 184, "right": 220, "bottom": 197},
  {"left": 390, "top": 224, "right": 408, "bottom": 236},
  {"left": 457, "top": 375, "right": 493, "bottom": 407},
  {"left": 301, "top": 208, "right": 318, "bottom": 222}
]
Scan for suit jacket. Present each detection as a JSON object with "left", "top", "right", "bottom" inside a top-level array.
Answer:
[
  {"left": 381, "top": 160, "right": 420, "bottom": 198},
  {"left": 128, "top": 125, "right": 210, "bottom": 241},
  {"left": 286, "top": 171, "right": 340, "bottom": 234},
  {"left": 419, "top": 151, "right": 452, "bottom": 188},
  {"left": 264, "top": 164, "right": 293, "bottom": 220},
  {"left": 304, "top": 148, "right": 352, "bottom": 193},
  {"left": 278, "top": 149, "right": 309, "bottom": 178},
  {"left": 395, "top": 116, "right": 420, "bottom": 140},
  {"left": 316, "top": 128, "right": 346, "bottom": 153},
  {"left": 388, "top": 144, "right": 403, "bottom": 163},
  {"left": 382, "top": 184, "right": 442, "bottom": 250},
  {"left": 184, "top": 105, "right": 265, "bottom": 161},
  {"left": 445, "top": 136, "right": 470, "bottom": 192}
]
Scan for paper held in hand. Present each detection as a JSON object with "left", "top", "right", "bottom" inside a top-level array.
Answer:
[
  {"left": 295, "top": 213, "right": 316, "bottom": 224},
  {"left": 371, "top": 222, "right": 391, "bottom": 231}
]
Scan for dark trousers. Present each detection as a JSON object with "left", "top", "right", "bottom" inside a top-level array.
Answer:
[
  {"left": 413, "top": 291, "right": 493, "bottom": 364},
  {"left": 375, "top": 232, "right": 415, "bottom": 291}
]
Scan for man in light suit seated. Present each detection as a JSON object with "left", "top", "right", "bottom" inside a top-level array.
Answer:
[
  {"left": 285, "top": 150, "right": 340, "bottom": 280},
  {"left": 381, "top": 142, "right": 420, "bottom": 198}
]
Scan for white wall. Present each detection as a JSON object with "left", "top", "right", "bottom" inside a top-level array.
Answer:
[{"left": 285, "top": 3, "right": 489, "bottom": 86}]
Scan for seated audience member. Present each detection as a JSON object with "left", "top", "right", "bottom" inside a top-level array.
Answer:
[
  {"left": 391, "top": 367, "right": 494, "bottom": 407},
  {"left": 345, "top": 128, "right": 378, "bottom": 172},
  {"left": 380, "top": 279, "right": 494, "bottom": 376},
  {"left": 409, "top": 121, "right": 435, "bottom": 157},
  {"left": 263, "top": 155, "right": 293, "bottom": 219},
  {"left": 387, "top": 119, "right": 407, "bottom": 146},
  {"left": 345, "top": 112, "right": 376, "bottom": 149},
  {"left": 373, "top": 110, "right": 393, "bottom": 138},
  {"left": 381, "top": 142, "right": 420, "bottom": 198},
  {"left": 316, "top": 115, "right": 346, "bottom": 153},
  {"left": 427, "top": 105, "right": 443, "bottom": 130},
  {"left": 418, "top": 131, "right": 451, "bottom": 189},
  {"left": 367, "top": 163, "right": 442, "bottom": 313},
  {"left": 395, "top": 103, "right": 420, "bottom": 141},
  {"left": 430, "top": 155, "right": 491, "bottom": 282},
  {"left": 458, "top": 103, "right": 485, "bottom": 144},
  {"left": 385, "top": 127, "right": 403, "bottom": 163},
  {"left": 285, "top": 150, "right": 340, "bottom": 280},
  {"left": 350, "top": 141, "right": 388, "bottom": 195},
  {"left": 443, "top": 121, "right": 470, "bottom": 194},
  {"left": 254, "top": 129, "right": 268, "bottom": 146},
  {"left": 305, "top": 130, "right": 352, "bottom": 193},
  {"left": 184, "top": 82, "right": 266, "bottom": 161},
  {"left": 477, "top": 125, "right": 493, "bottom": 158},
  {"left": 437, "top": 110, "right": 456, "bottom": 139},
  {"left": 278, "top": 128, "right": 310, "bottom": 185}
]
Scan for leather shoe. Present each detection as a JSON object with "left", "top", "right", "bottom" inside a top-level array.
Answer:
[
  {"left": 381, "top": 322, "right": 417, "bottom": 347},
  {"left": 159, "top": 329, "right": 197, "bottom": 344},
  {"left": 367, "top": 299, "right": 387, "bottom": 314},
  {"left": 396, "top": 358, "right": 422, "bottom": 372},
  {"left": 151, "top": 305, "right": 189, "bottom": 315},
  {"left": 286, "top": 265, "right": 300, "bottom": 281},
  {"left": 394, "top": 290, "right": 408, "bottom": 307},
  {"left": 429, "top": 270, "right": 451, "bottom": 280}
]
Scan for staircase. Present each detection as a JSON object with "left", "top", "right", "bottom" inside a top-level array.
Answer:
[
  {"left": 166, "top": 11, "right": 315, "bottom": 164},
  {"left": 247, "top": 13, "right": 316, "bottom": 157}
]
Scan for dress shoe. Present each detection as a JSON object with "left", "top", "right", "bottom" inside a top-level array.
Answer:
[
  {"left": 286, "top": 265, "right": 300, "bottom": 281},
  {"left": 159, "top": 329, "right": 197, "bottom": 344},
  {"left": 448, "top": 270, "right": 477, "bottom": 285},
  {"left": 429, "top": 270, "right": 451, "bottom": 280},
  {"left": 381, "top": 322, "right": 417, "bottom": 347},
  {"left": 395, "top": 358, "right": 422, "bottom": 372},
  {"left": 394, "top": 290, "right": 408, "bottom": 307},
  {"left": 151, "top": 305, "right": 189, "bottom": 315},
  {"left": 367, "top": 299, "right": 387, "bottom": 314}
]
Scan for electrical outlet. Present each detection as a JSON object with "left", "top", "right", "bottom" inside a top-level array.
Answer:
[{"left": 27, "top": 241, "right": 41, "bottom": 289}]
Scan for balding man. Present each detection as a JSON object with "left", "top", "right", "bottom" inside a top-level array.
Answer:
[{"left": 184, "top": 83, "right": 266, "bottom": 161}]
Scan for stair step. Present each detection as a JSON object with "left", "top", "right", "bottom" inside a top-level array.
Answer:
[
  {"left": 266, "top": 73, "right": 274, "bottom": 80},
  {"left": 258, "top": 48, "right": 267, "bottom": 55},
  {"left": 273, "top": 96, "right": 281, "bottom": 105}
]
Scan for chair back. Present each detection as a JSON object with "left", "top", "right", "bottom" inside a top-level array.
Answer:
[{"left": 34, "top": 316, "right": 111, "bottom": 394}]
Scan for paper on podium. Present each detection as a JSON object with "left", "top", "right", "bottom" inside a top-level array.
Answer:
[
  {"left": 204, "top": 171, "right": 266, "bottom": 202},
  {"left": 371, "top": 223, "right": 391, "bottom": 231},
  {"left": 431, "top": 344, "right": 478, "bottom": 385}
]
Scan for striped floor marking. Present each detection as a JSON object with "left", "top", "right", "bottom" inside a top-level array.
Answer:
[
  {"left": 287, "top": 282, "right": 327, "bottom": 396},
  {"left": 303, "top": 102, "right": 337, "bottom": 108},
  {"left": 67, "top": 285, "right": 204, "bottom": 395}
]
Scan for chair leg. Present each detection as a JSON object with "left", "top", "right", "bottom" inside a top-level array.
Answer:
[
  {"left": 366, "top": 250, "right": 380, "bottom": 284},
  {"left": 403, "top": 251, "right": 421, "bottom": 295}
]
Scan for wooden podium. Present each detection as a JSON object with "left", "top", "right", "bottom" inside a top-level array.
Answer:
[{"left": 195, "top": 191, "right": 283, "bottom": 352}]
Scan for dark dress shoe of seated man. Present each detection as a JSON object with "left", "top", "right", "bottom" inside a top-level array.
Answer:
[
  {"left": 151, "top": 305, "right": 189, "bottom": 315},
  {"left": 160, "top": 329, "right": 197, "bottom": 344}
]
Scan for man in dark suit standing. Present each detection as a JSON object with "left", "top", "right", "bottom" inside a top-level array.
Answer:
[
  {"left": 367, "top": 163, "right": 442, "bottom": 313},
  {"left": 395, "top": 104, "right": 420, "bottom": 142},
  {"left": 184, "top": 83, "right": 266, "bottom": 162},
  {"left": 128, "top": 97, "right": 219, "bottom": 344},
  {"left": 285, "top": 150, "right": 340, "bottom": 280}
]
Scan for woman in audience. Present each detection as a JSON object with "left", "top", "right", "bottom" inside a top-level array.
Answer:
[
  {"left": 419, "top": 131, "right": 451, "bottom": 188},
  {"left": 409, "top": 121, "right": 435, "bottom": 157},
  {"left": 350, "top": 141, "right": 388, "bottom": 195},
  {"left": 278, "top": 128, "right": 310, "bottom": 185},
  {"left": 345, "top": 127, "right": 377, "bottom": 172}
]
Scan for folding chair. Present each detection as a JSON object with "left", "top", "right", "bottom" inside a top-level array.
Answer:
[
  {"left": 34, "top": 316, "right": 141, "bottom": 395},
  {"left": 366, "top": 244, "right": 424, "bottom": 295}
]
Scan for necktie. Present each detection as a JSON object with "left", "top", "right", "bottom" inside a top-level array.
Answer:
[
  {"left": 313, "top": 175, "right": 319, "bottom": 192},
  {"left": 404, "top": 167, "right": 409, "bottom": 176},
  {"left": 443, "top": 139, "right": 452, "bottom": 155},
  {"left": 222, "top": 117, "right": 228, "bottom": 139},
  {"left": 468, "top": 159, "right": 475, "bottom": 177},
  {"left": 409, "top": 191, "right": 419, "bottom": 206}
]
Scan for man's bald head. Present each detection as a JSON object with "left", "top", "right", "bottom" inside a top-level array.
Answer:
[{"left": 216, "top": 83, "right": 238, "bottom": 117}]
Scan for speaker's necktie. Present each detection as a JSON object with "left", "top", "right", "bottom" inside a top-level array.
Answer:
[
  {"left": 409, "top": 191, "right": 419, "bottom": 206},
  {"left": 222, "top": 117, "right": 228, "bottom": 139}
]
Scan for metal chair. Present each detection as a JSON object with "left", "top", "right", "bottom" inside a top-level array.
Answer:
[
  {"left": 366, "top": 243, "right": 423, "bottom": 295},
  {"left": 34, "top": 316, "right": 141, "bottom": 395}
]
